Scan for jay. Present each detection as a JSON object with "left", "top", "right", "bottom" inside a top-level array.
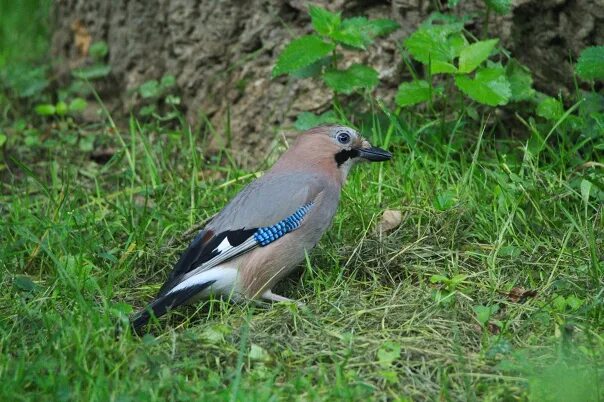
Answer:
[{"left": 131, "top": 125, "right": 391, "bottom": 330}]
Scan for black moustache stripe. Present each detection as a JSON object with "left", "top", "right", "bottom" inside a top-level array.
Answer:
[{"left": 334, "top": 149, "right": 359, "bottom": 167}]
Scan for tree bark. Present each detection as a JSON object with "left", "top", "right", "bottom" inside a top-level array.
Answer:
[{"left": 51, "top": 0, "right": 603, "bottom": 161}]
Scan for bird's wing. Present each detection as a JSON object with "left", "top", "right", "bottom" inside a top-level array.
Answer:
[{"left": 157, "top": 172, "right": 326, "bottom": 297}]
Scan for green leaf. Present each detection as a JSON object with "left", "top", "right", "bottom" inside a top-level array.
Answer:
[
  {"left": 62, "top": 133, "right": 78, "bottom": 146},
  {"left": 473, "top": 305, "right": 499, "bottom": 326},
  {"left": 89, "top": 41, "right": 108, "bottom": 60},
  {"left": 68, "top": 98, "right": 88, "bottom": 112},
  {"left": 139, "top": 80, "right": 160, "bottom": 98},
  {"left": 395, "top": 80, "right": 432, "bottom": 107},
  {"left": 424, "top": 13, "right": 466, "bottom": 30},
  {"left": 290, "top": 56, "right": 333, "bottom": 79},
  {"left": 322, "top": 64, "right": 379, "bottom": 94},
  {"left": 67, "top": 80, "right": 92, "bottom": 97},
  {"left": 110, "top": 301, "right": 133, "bottom": 316},
  {"left": 434, "top": 190, "right": 456, "bottom": 211},
  {"left": 139, "top": 105, "right": 156, "bottom": 116},
  {"left": 499, "top": 245, "right": 521, "bottom": 257},
  {"left": 454, "top": 66, "right": 511, "bottom": 106},
  {"left": 466, "top": 106, "right": 479, "bottom": 121},
  {"left": 201, "top": 324, "right": 231, "bottom": 344},
  {"left": 552, "top": 295, "right": 566, "bottom": 311},
  {"left": 484, "top": 0, "right": 511, "bottom": 14},
  {"left": 576, "top": 46, "right": 604, "bottom": 81},
  {"left": 35, "top": 103, "right": 56, "bottom": 116},
  {"left": 309, "top": 5, "right": 340, "bottom": 36},
  {"left": 142, "top": 334, "right": 156, "bottom": 345},
  {"left": 506, "top": 59, "right": 535, "bottom": 101},
  {"left": 458, "top": 39, "right": 498, "bottom": 73},
  {"left": 160, "top": 75, "right": 176, "bottom": 88},
  {"left": 377, "top": 342, "right": 401, "bottom": 368},
  {"left": 165, "top": 95, "right": 180, "bottom": 105},
  {"left": 55, "top": 101, "right": 68, "bottom": 116},
  {"left": 367, "top": 19, "right": 400, "bottom": 37},
  {"left": 14, "top": 275, "right": 36, "bottom": 292},
  {"left": 294, "top": 111, "right": 340, "bottom": 131},
  {"left": 431, "top": 61, "right": 457, "bottom": 74},
  {"left": 272, "top": 35, "right": 336, "bottom": 77},
  {"left": 202, "top": 327, "right": 225, "bottom": 344},
  {"left": 338, "top": 17, "right": 397, "bottom": 47},
  {"left": 0, "top": 133, "right": 6, "bottom": 147},
  {"left": 580, "top": 179, "right": 592, "bottom": 205},
  {"left": 404, "top": 26, "right": 458, "bottom": 65},
  {"left": 430, "top": 274, "right": 450, "bottom": 284},
  {"left": 331, "top": 17, "right": 372, "bottom": 49},
  {"left": 450, "top": 274, "right": 467, "bottom": 285},
  {"left": 379, "top": 370, "right": 398, "bottom": 384},
  {"left": 72, "top": 64, "right": 111, "bottom": 80},
  {"left": 566, "top": 295, "right": 584, "bottom": 310},
  {"left": 580, "top": 92, "right": 604, "bottom": 115},
  {"left": 536, "top": 97, "right": 563, "bottom": 121},
  {"left": 79, "top": 135, "right": 95, "bottom": 152},
  {"left": 249, "top": 344, "right": 271, "bottom": 362},
  {"left": 448, "top": 33, "right": 469, "bottom": 58}
]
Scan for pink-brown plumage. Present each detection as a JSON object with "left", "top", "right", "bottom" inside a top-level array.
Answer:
[{"left": 130, "top": 125, "right": 391, "bottom": 331}]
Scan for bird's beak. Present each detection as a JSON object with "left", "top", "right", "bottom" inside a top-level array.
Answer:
[{"left": 357, "top": 142, "right": 392, "bottom": 162}]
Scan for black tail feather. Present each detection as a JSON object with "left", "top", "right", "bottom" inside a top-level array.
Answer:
[{"left": 130, "top": 280, "right": 216, "bottom": 333}]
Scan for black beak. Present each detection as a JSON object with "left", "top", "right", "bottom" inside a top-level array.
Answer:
[{"left": 357, "top": 146, "right": 392, "bottom": 162}]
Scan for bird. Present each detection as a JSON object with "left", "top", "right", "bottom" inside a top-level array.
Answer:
[{"left": 130, "top": 125, "right": 391, "bottom": 331}]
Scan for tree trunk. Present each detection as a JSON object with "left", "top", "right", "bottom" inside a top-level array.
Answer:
[{"left": 51, "top": 0, "right": 603, "bottom": 161}]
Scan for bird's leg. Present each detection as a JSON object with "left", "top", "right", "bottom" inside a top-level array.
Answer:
[
  {"left": 261, "top": 289, "right": 294, "bottom": 303},
  {"left": 261, "top": 289, "right": 304, "bottom": 307}
]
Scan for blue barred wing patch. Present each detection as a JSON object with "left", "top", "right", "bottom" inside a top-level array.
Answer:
[{"left": 254, "top": 203, "right": 313, "bottom": 246}]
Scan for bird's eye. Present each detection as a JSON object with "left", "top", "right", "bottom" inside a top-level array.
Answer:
[{"left": 336, "top": 131, "right": 351, "bottom": 144}]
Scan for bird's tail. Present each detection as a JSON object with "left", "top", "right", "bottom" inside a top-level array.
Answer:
[{"left": 129, "top": 280, "right": 216, "bottom": 333}]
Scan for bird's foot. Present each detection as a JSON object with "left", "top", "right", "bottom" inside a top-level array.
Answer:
[{"left": 261, "top": 290, "right": 305, "bottom": 308}]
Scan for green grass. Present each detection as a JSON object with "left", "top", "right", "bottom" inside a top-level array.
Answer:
[
  {"left": 0, "top": 0, "right": 50, "bottom": 68},
  {"left": 0, "top": 3, "right": 602, "bottom": 398},
  {"left": 1, "top": 105, "right": 602, "bottom": 400},
  {"left": 0, "top": 0, "right": 52, "bottom": 122}
]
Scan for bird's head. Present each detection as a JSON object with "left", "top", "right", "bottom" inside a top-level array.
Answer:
[
  {"left": 290, "top": 125, "right": 392, "bottom": 181},
  {"left": 325, "top": 125, "right": 392, "bottom": 165}
]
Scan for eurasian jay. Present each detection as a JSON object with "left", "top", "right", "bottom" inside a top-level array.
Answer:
[{"left": 131, "top": 125, "right": 391, "bottom": 330}]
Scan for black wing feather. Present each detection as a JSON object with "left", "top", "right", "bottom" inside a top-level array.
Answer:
[{"left": 157, "top": 227, "right": 256, "bottom": 297}]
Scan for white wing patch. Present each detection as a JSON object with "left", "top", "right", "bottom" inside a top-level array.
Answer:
[
  {"left": 200, "top": 237, "right": 258, "bottom": 272},
  {"left": 214, "top": 236, "right": 232, "bottom": 253},
  {"left": 166, "top": 265, "right": 238, "bottom": 298},
  {"left": 162, "top": 234, "right": 259, "bottom": 299}
]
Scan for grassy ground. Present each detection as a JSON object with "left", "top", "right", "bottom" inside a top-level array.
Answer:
[
  {"left": 1, "top": 1, "right": 603, "bottom": 400},
  {"left": 1, "top": 104, "right": 602, "bottom": 400}
]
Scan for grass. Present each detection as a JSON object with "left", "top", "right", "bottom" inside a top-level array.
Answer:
[
  {"left": 1, "top": 102, "right": 602, "bottom": 400},
  {"left": 0, "top": 0, "right": 50, "bottom": 68},
  {"left": 0, "top": 1, "right": 602, "bottom": 400}
]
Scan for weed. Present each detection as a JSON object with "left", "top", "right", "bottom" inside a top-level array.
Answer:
[{"left": 1, "top": 2, "right": 602, "bottom": 401}]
